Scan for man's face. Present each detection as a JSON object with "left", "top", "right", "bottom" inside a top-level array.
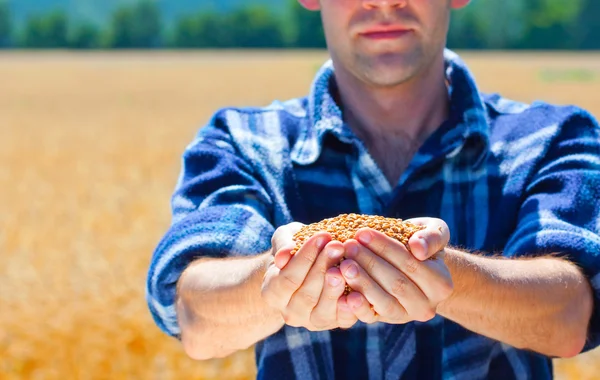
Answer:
[{"left": 300, "top": 0, "right": 468, "bottom": 88}]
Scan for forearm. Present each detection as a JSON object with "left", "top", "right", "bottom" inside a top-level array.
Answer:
[
  {"left": 437, "top": 248, "right": 594, "bottom": 358},
  {"left": 176, "top": 252, "right": 284, "bottom": 360}
]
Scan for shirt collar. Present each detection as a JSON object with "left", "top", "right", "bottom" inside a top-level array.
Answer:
[{"left": 291, "top": 49, "right": 491, "bottom": 167}]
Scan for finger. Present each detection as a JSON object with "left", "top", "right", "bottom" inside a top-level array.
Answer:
[
  {"left": 274, "top": 249, "right": 292, "bottom": 269},
  {"left": 275, "top": 232, "right": 331, "bottom": 306},
  {"left": 355, "top": 228, "right": 415, "bottom": 276},
  {"left": 343, "top": 240, "right": 433, "bottom": 321},
  {"left": 346, "top": 291, "right": 379, "bottom": 324},
  {"left": 286, "top": 240, "right": 344, "bottom": 317},
  {"left": 354, "top": 229, "right": 449, "bottom": 301},
  {"left": 271, "top": 222, "right": 304, "bottom": 254},
  {"left": 272, "top": 222, "right": 308, "bottom": 270},
  {"left": 310, "top": 267, "right": 346, "bottom": 329},
  {"left": 340, "top": 259, "right": 408, "bottom": 323},
  {"left": 336, "top": 295, "right": 358, "bottom": 329},
  {"left": 405, "top": 218, "right": 450, "bottom": 260}
]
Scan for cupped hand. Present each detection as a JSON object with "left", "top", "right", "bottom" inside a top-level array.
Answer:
[{"left": 261, "top": 223, "right": 358, "bottom": 331}]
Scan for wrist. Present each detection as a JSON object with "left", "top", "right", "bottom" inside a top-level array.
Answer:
[
  {"left": 435, "top": 248, "right": 491, "bottom": 317},
  {"left": 253, "top": 253, "right": 286, "bottom": 331}
]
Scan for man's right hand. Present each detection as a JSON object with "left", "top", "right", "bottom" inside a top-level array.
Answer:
[{"left": 261, "top": 222, "right": 358, "bottom": 331}]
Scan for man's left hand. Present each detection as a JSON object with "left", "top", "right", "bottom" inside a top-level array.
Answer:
[{"left": 339, "top": 218, "right": 454, "bottom": 324}]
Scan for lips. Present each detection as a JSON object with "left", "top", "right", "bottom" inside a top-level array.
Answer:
[{"left": 359, "top": 25, "right": 413, "bottom": 40}]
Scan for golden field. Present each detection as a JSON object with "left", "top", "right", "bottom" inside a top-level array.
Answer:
[{"left": 1, "top": 50, "right": 599, "bottom": 379}]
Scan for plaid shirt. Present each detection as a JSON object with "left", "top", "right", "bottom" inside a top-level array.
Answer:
[{"left": 146, "top": 49, "right": 600, "bottom": 379}]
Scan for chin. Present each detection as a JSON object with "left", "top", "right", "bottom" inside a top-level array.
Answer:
[
  {"left": 355, "top": 52, "right": 421, "bottom": 86},
  {"left": 359, "top": 63, "right": 418, "bottom": 88},
  {"left": 361, "top": 72, "right": 414, "bottom": 88}
]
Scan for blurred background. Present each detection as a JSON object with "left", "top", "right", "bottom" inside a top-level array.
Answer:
[{"left": 0, "top": 1, "right": 599, "bottom": 379}]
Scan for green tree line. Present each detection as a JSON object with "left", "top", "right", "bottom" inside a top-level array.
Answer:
[{"left": 0, "top": 0, "right": 598, "bottom": 50}]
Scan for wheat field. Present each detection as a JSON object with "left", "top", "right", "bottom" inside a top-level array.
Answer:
[{"left": 1, "top": 50, "right": 599, "bottom": 379}]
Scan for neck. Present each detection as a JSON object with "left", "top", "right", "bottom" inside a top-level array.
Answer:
[{"left": 334, "top": 52, "right": 450, "bottom": 149}]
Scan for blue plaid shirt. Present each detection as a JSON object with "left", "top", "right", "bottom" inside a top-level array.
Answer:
[{"left": 146, "top": 50, "right": 600, "bottom": 379}]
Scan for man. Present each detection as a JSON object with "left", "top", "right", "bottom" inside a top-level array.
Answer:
[{"left": 146, "top": 0, "right": 600, "bottom": 378}]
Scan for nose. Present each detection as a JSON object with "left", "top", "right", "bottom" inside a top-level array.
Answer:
[{"left": 362, "top": 0, "right": 408, "bottom": 9}]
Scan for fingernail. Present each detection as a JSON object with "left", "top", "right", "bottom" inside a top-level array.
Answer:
[
  {"left": 327, "top": 275, "right": 341, "bottom": 287},
  {"left": 357, "top": 231, "right": 372, "bottom": 244},
  {"left": 327, "top": 247, "right": 343, "bottom": 259},
  {"left": 352, "top": 296, "right": 363, "bottom": 307},
  {"left": 345, "top": 264, "right": 358, "bottom": 279},
  {"left": 316, "top": 237, "right": 326, "bottom": 249}
]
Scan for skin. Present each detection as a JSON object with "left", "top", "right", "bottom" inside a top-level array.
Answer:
[
  {"left": 176, "top": 0, "right": 594, "bottom": 361},
  {"left": 176, "top": 223, "right": 356, "bottom": 359},
  {"left": 299, "top": 0, "right": 469, "bottom": 185},
  {"left": 335, "top": 221, "right": 591, "bottom": 358},
  {"left": 264, "top": 224, "right": 359, "bottom": 330}
]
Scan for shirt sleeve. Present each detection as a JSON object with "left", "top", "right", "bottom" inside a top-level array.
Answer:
[
  {"left": 503, "top": 108, "right": 600, "bottom": 353},
  {"left": 145, "top": 114, "right": 276, "bottom": 338}
]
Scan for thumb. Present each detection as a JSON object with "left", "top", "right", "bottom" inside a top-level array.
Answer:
[{"left": 271, "top": 221, "right": 304, "bottom": 256}]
